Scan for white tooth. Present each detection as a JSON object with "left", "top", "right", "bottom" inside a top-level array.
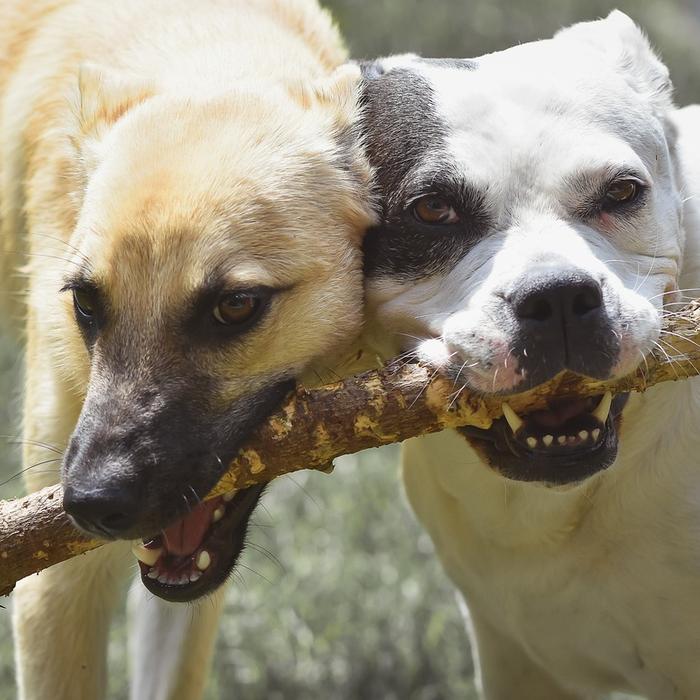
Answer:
[
  {"left": 223, "top": 491, "right": 236, "bottom": 502},
  {"left": 592, "top": 428, "right": 601, "bottom": 442},
  {"left": 526, "top": 437, "right": 538, "bottom": 449},
  {"left": 579, "top": 430, "right": 589, "bottom": 441},
  {"left": 502, "top": 403, "right": 524, "bottom": 434},
  {"left": 196, "top": 550, "right": 211, "bottom": 571},
  {"left": 558, "top": 435, "right": 567, "bottom": 445},
  {"left": 213, "top": 506, "right": 225, "bottom": 523},
  {"left": 180, "top": 574, "right": 190, "bottom": 585},
  {"left": 593, "top": 391, "right": 613, "bottom": 424},
  {"left": 190, "top": 571, "right": 202, "bottom": 583},
  {"left": 157, "top": 574, "right": 169, "bottom": 585},
  {"left": 147, "top": 568, "right": 159, "bottom": 579},
  {"left": 132, "top": 542, "right": 163, "bottom": 567},
  {"left": 543, "top": 435, "right": 554, "bottom": 447}
]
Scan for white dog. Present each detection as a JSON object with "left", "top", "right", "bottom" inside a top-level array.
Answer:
[{"left": 359, "top": 12, "right": 700, "bottom": 699}]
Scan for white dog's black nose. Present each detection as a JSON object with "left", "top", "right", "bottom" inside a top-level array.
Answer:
[
  {"left": 513, "top": 274, "right": 603, "bottom": 326},
  {"left": 63, "top": 484, "right": 141, "bottom": 538},
  {"left": 509, "top": 272, "right": 617, "bottom": 383}
]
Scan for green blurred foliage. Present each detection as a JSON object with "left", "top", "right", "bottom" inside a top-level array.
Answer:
[{"left": 0, "top": 0, "right": 698, "bottom": 697}]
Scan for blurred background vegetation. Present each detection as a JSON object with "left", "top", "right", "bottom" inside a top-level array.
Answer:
[{"left": 1, "top": 0, "right": 699, "bottom": 697}]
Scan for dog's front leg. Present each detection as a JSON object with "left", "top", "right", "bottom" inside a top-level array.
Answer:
[
  {"left": 468, "top": 609, "right": 583, "bottom": 700},
  {"left": 127, "top": 580, "right": 226, "bottom": 700},
  {"left": 12, "top": 332, "right": 131, "bottom": 700}
]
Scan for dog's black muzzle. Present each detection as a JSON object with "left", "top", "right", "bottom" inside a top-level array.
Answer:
[{"left": 62, "top": 377, "right": 293, "bottom": 540}]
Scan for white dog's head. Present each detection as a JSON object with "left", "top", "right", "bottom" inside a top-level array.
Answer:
[{"left": 360, "top": 12, "right": 684, "bottom": 484}]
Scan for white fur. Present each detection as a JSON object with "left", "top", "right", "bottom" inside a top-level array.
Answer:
[{"left": 364, "top": 14, "right": 700, "bottom": 699}]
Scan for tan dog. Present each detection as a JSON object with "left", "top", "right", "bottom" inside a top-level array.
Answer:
[{"left": 0, "top": 1, "right": 371, "bottom": 697}]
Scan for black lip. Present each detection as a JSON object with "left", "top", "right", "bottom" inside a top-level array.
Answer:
[
  {"left": 139, "top": 484, "right": 266, "bottom": 603},
  {"left": 458, "top": 394, "right": 629, "bottom": 485}
]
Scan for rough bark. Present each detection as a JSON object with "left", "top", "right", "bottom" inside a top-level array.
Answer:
[{"left": 2, "top": 301, "right": 700, "bottom": 596}]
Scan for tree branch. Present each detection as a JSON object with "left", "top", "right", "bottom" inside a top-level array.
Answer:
[{"left": 2, "top": 300, "right": 700, "bottom": 596}]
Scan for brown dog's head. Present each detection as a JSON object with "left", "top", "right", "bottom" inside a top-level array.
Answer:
[{"left": 56, "top": 65, "right": 372, "bottom": 601}]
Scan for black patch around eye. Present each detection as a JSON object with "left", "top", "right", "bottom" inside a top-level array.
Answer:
[
  {"left": 364, "top": 169, "right": 492, "bottom": 280},
  {"left": 364, "top": 207, "right": 489, "bottom": 281}
]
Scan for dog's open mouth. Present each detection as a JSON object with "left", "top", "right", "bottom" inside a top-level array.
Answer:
[
  {"left": 459, "top": 391, "right": 630, "bottom": 484},
  {"left": 131, "top": 485, "right": 264, "bottom": 603}
]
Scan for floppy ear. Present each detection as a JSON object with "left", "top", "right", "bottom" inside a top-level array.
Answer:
[
  {"left": 556, "top": 11, "right": 673, "bottom": 113},
  {"left": 77, "top": 63, "right": 155, "bottom": 137}
]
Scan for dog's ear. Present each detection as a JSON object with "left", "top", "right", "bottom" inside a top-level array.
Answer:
[
  {"left": 556, "top": 11, "right": 673, "bottom": 113},
  {"left": 76, "top": 63, "right": 155, "bottom": 138}
]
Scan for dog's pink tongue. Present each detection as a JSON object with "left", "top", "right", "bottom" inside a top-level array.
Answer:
[{"left": 162, "top": 500, "right": 219, "bottom": 557}]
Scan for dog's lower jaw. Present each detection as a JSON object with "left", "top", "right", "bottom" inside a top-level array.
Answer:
[
  {"left": 457, "top": 393, "right": 630, "bottom": 486},
  {"left": 134, "top": 484, "right": 266, "bottom": 603}
]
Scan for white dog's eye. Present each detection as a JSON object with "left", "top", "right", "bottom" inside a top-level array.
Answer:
[
  {"left": 213, "top": 292, "right": 261, "bottom": 326},
  {"left": 412, "top": 195, "right": 460, "bottom": 225},
  {"left": 604, "top": 179, "right": 640, "bottom": 205}
]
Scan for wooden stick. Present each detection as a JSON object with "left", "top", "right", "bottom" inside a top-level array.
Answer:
[{"left": 2, "top": 300, "right": 700, "bottom": 596}]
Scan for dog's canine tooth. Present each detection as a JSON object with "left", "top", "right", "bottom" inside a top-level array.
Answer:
[
  {"left": 196, "top": 550, "right": 211, "bottom": 571},
  {"left": 526, "top": 437, "right": 538, "bottom": 448},
  {"left": 557, "top": 435, "right": 567, "bottom": 445},
  {"left": 592, "top": 392, "right": 613, "bottom": 424},
  {"left": 579, "top": 430, "right": 589, "bottom": 441},
  {"left": 189, "top": 571, "right": 202, "bottom": 583},
  {"left": 543, "top": 435, "right": 554, "bottom": 447},
  {"left": 147, "top": 568, "right": 159, "bottom": 580},
  {"left": 502, "top": 403, "right": 524, "bottom": 433},
  {"left": 213, "top": 506, "right": 225, "bottom": 523},
  {"left": 132, "top": 542, "right": 163, "bottom": 567},
  {"left": 592, "top": 428, "right": 601, "bottom": 442}
]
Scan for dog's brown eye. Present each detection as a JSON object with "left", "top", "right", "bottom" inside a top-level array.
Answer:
[
  {"left": 605, "top": 179, "right": 639, "bottom": 205},
  {"left": 213, "top": 292, "right": 260, "bottom": 326},
  {"left": 73, "top": 288, "right": 96, "bottom": 318},
  {"left": 413, "top": 196, "right": 459, "bottom": 225}
]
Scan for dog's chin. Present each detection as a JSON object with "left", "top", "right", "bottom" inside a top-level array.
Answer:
[
  {"left": 458, "top": 393, "right": 630, "bottom": 486},
  {"left": 132, "top": 485, "right": 265, "bottom": 603}
]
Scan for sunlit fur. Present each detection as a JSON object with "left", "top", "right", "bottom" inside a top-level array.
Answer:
[
  {"left": 362, "top": 14, "right": 700, "bottom": 699},
  {"left": 0, "top": 1, "right": 372, "bottom": 698}
]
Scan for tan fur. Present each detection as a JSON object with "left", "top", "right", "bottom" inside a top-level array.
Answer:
[{"left": 0, "top": 2, "right": 372, "bottom": 698}]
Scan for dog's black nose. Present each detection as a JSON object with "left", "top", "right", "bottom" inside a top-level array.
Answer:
[
  {"left": 509, "top": 272, "right": 616, "bottom": 382},
  {"left": 63, "top": 484, "right": 140, "bottom": 538},
  {"left": 514, "top": 274, "right": 603, "bottom": 326}
]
